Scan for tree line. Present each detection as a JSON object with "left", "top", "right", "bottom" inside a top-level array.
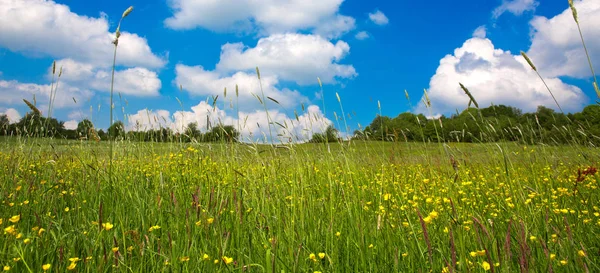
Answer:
[
  {"left": 351, "top": 104, "right": 600, "bottom": 145},
  {"left": 0, "top": 109, "right": 240, "bottom": 143}
]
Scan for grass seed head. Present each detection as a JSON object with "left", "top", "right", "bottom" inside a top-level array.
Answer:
[
  {"left": 122, "top": 6, "right": 134, "bottom": 19},
  {"left": 568, "top": 0, "right": 578, "bottom": 23},
  {"left": 520, "top": 51, "right": 537, "bottom": 71}
]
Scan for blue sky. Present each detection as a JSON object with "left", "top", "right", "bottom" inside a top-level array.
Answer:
[{"left": 1, "top": 0, "right": 599, "bottom": 141}]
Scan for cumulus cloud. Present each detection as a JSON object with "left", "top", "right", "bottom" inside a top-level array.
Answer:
[
  {"left": 0, "top": 0, "right": 165, "bottom": 69},
  {"left": 527, "top": 0, "right": 600, "bottom": 78},
  {"left": 368, "top": 10, "right": 389, "bottom": 26},
  {"left": 164, "top": 0, "right": 354, "bottom": 38},
  {"left": 492, "top": 0, "right": 538, "bottom": 19},
  {"left": 175, "top": 64, "right": 307, "bottom": 110},
  {"left": 127, "top": 102, "right": 332, "bottom": 143},
  {"left": 216, "top": 33, "right": 356, "bottom": 85},
  {"left": 355, "top": 31, "right": 370, "bottom": 40},
  {"left": 0, "top": 108, "right": 21, "bottom": 123},
  {"left": 419, "top": 37, "right": 587, "bottom": 115},
  {"left": 0, "top": 79, "right": 93, "bottom": 111},
  {"left": 64, "top": 120, "right": 78, "bottom": 130}
]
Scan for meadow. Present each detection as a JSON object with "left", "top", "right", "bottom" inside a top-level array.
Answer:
[
  {"left": 2, "top": 1, "right": 600, "bottom": 272},
  {"left": 1, "top": 138, "right": 599, "bottom": 272}
]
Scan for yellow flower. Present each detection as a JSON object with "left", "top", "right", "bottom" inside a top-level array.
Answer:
[
  {"left": 64, "top": 207, "right": 69, "bottom": 212},
  {"left": 23, "top": 238, "right": 31, "bottom": 244},
  {"left": 38, "top": 228, "right": 46, "bottom": 236},
  {"left": 550, "top": 254, "right": 556, "bottom": 260},
  {"left": 179, "top": 256, "right": 190, "bottom": 262},
  {"left": 482, "top": 261, "right": 491, "bottom": 271},
  {"left": 476, "top": 250, "right": 486, "bottom": 256},
  {"left": 428, "top": 211, "right": 439, "bottom": 219},
  {"left": 202, "top": 254, "right": 209, "bottom": 261},
  {"left": 195, "top": 220, "right": 202, "bottom": 226},
  {"left": 222, "top": 256, "right": 233, "bottom": 264},
  {"left": 67, "top": 263, "right": 76, "bottom": 270},
  {"left": 102, "top": 222, "right": 114, "bottom": 231},
  {"left": 112, "top": 247, "right": 119, "bottom": 253},
  {"left": 15, "top": 233, "right": 22, "bottom": 239},
  {"left": 560, "top": 260, "right": 568, "bottom": 266},
  {"left": 8, "top": 215, "right": 20, "bottom": 223},
  {"left": 529, "top": 236, "right": 536, "bottom": 241},
  {"left": 4, "top": 226, "right": 16, "bottom": 235},
  {"left": 335, "top": 231, "right": 341, "bottom": 236},
  {"left": 309, "top": 253, "right": 317, "bottom": 261},
  {"left": 207, "top": 218, "right": 214, "bottom": 224},
  {"left": 213, "top": 259, "right": 219, "bottom": 264},
  {"left": 578, "top": 250, "right": 586, "bottom": 257},
  {"left": 470, "top": 252, "right": 478, "bottom": 258},
  {"left": 148, "top": 225, "right": 161, "bottom": 232},
  {"left": 383, "top": 193, "right": 391, "bottom": 201},
  {"left": 68, "top": 257, "right": 80, "bottom": 263},
  {"left": 42, "top": 264, "right": 51, "bottom": 271},
  {"left": 402, "top": 252, "right": 408, "bottom": 257},
  {"left": 3, "top": 265, "right": 10, "bottom": 271},
  {"left": 318, "top": 253, "right": 326, "bottom": 259}
]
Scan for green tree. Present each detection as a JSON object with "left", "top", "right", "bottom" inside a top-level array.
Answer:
[
  {"left": 77, "top": 119, "right": 95, "bottom": 139},
  {"left": 108, "top": 121, "right": 125, "bottom": 139}
]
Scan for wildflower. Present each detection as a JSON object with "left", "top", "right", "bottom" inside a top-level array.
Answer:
[
  {"left": 3, "top": 265, "right": 9, "bottom": 271},
  {"left": 318, "top": 253, "right": 326, "bottom": 259},
  {"left": 4, "top": 226, "right": 16, "bottom": 235},
  {"left": 482, "top": 261, "right": 491, "bottom": 271},
  {"left": 8, "top": 215, "right": 20, "bottom": 223},
  {"left": 550, "top": 254, "right": 556, "bottom": 260},
  {"left": 207, "top": 218, "right": 214, "bottom": 224},
  {"left": 23, "top": 238, "right": 31, "bottom": 244},
  {"left": 309, "top": 253, "right": 317, "bottom": 262},
  {"left": 112, "top": 247, "right": 119, "bottom": 253},
  {"left": 202, "top": 254, "right": 209, "bottom": 260},
  {"left": 42, "top": 264, "right": 51, "bottom": 271},
  {"left": 335, "top": 231, "right": 341, "bottom": 236},
  {"left": 67, "top": 263, "right": 76, "bottom": 270},
  {"left": 68, "top": 258, "right": 80, "bottom": 263},
  {"left": 213, "top": 259, "right": 219, "bottom": 264},
  {"left": 38, "top": 228, "right": 46, "bottom": 236},
  {"left": 179, "top": 256, "right": 189, "bottom": 262},
  {"left": 148, "top": 225, "right": 160, "bottom": 232},
  {"left": 560, "top": 260, "right": 568, "bottom": 266},
  {"left": 578, "top": 250, "right": 586, "bottom": 257},
  {"left": 402, "top": 252, "right": 408, "bottom": 257},
  {"left": 222, "top": 256, "right": 233, "bottom": 264},
  {"left": 383, "top": 193, "right": 391, "bottom": 201},
  {"left": 529, "top": 235, "right": 536, "bottom": 241},
  {"left": 102, "top": 222, "right": 114, "bottom": 231},
  {"left": 195, "top": 220, "right": 201, "bottom": 226},
  {"left": 64, "top": 207, "right": 69, "bottom": 212}
]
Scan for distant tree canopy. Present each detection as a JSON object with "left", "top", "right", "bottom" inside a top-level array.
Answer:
[
  {"left": 309, "top": 125, "right": 339, "bottom": 143},
  {"left": 2, "top": 103, "right": 600, "bottom": 145},
  {"left": 354, "top": 104, "right": 600, "bottom": 145}
]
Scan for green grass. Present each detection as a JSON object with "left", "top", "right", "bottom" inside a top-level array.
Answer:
[{"left": 1, "top": 138, "right": 599, "bottom": 272}]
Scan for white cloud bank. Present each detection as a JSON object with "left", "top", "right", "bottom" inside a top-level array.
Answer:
[
  {"left": 127, "top": 102, "right": 332, "bottom": 143},
  {"left": 0, "top": 108, "right": 21, "bottom": 124},
  {"left": 0, "top": 0, "right": 165, "bottom": 115},
  {"left": 164, "top": 0, "right": 355, "bottom": 38},
  {"left": 419, "top": 37, "right": 586, "bottom": 115}
]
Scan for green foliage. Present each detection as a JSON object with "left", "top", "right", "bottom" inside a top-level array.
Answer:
[{"left": 309, "top": 125, "right": 339, "bottom": 143}]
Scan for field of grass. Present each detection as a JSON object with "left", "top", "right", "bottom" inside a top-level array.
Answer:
[{"left": 1, "top": 138, "right": 599, "bottom": 272}]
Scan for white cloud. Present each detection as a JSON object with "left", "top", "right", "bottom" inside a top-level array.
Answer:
[
  {"left": 368, "top": 10, "right": 389, "bottom": 26},
  {"left": 0, "top": 108, "right": 21, "bottom": 123},
  {"left": 216, "top": 33, "right": 357, "bottom": 85},
  {"left": 0, "top": 79, "right": 93, "bottom": 111},
  {"left": 355, "top": 31, "right": 370, "bottom": 40},
  {"left": 492, "top": 0, "right": 538, "bottom": 19},
  {"left": 64, "top": 120, "right": 78, "bottom": 130},
  {"left": 55, "top": 59, "right": 162, "bottom": 97},
  {"left": 164, "top": 0, "right": 354, "bottom": 37},
  {"left": 0, "top": 0, "right": 165, "bottom": 69},
  {"left": 419, "top": 37, "right": 587, "bottom": 115},
  {"left": 527, "top": 0, "right": 600, "bottom": 78},
  {"left": 127, "top": 102, "right": 332, "bottom": 143},
  {"left": 175, "top": 64, "right": 307, "bottom": 110},
  {"left": 473, "top": 25, "right": 487, "bottom": 38}
]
